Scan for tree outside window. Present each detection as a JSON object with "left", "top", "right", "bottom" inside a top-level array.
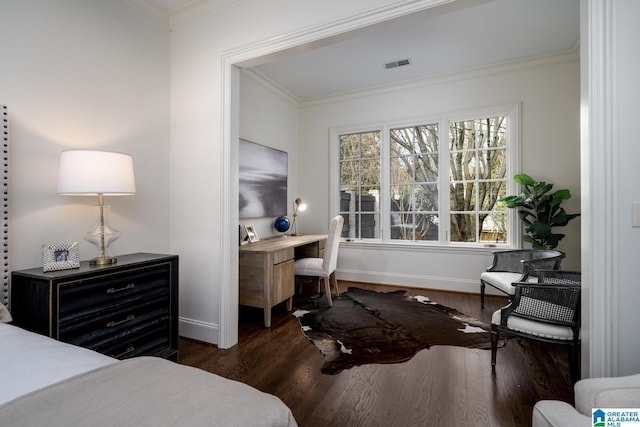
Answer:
[
  {"left": 339, "top": 131, "right": 381, "bottom": 239},
  {"left": 448, "top": 117, "right": 507, "bottom": 243}
]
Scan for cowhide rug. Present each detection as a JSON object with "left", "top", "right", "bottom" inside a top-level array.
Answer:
[{"left": 293, "top": 287, "right": 498, "bottom": 374}]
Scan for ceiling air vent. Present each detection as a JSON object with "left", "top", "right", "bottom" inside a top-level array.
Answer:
[{"left": 384, "top": 58, "right": 411, "bottom": 69}]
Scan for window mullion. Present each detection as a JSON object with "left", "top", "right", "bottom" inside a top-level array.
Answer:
[
  {"left": 380, "top": 125, "right": 390, "bottom": 241},
  {"left": 439, "top": 119, "right": 450, "bottom": 244}
]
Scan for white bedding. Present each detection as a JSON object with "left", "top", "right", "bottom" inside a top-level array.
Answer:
[
  {"left": 0, "top": 322, "right": 116, "bottom": 405},
  {"left": 1, "top": 322, "right": 297, "bottom": 426}
]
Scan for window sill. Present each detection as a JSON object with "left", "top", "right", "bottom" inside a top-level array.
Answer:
[{"left": 339, "top": 239, "right": 513, "bottom": 255}]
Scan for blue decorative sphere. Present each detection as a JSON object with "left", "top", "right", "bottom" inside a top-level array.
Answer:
[{"left": 274, "top": 216, "right": 291, "bottom": 233}]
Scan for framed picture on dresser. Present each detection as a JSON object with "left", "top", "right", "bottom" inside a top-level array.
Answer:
[{"left": 42, "top": 242, "right": 80, "bottom": 272}]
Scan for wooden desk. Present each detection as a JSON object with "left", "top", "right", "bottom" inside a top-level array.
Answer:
[{"left": 239, "top": 234, "right": 326, "bottom": 327}]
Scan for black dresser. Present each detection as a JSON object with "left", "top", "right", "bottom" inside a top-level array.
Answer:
[{"left": 10, "top": 253, "right": 179, "bottom": 361}]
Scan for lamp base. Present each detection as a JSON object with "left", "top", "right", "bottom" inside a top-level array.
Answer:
[
  {"left": 85, "top": 204, "right": 121, "bottom": 267},
  {"left": 89, "top": 256, "right": 117, "bottom": 266}
]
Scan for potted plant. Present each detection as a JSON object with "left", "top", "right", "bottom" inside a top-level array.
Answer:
[{"left": 500, "top": 174, "right": 580, "bottom": 250}]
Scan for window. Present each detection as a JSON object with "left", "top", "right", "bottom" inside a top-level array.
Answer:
[
  {"left": 334, "top": 105, "right": 518, "bottom": 247},
  {"left": 389, "top": 124, "right": 439, "bottom": 241},
  {"left": 448, "top": 117, "right": 508, "bottom": 244},
  {"left": 339, "top": 131, "right": 381, "bottom": 239}
]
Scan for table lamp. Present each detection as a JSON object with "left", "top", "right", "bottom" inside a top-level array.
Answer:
[
  {"left": 57, "top": 150, "right": 136, "bottom": 266},
  {"left": 291, "top": 197, "right": 307, "bottom": 236}
]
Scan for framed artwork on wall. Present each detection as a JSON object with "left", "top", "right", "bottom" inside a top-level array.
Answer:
[{"left": 239, "top": 139, "right": 287, "bottom": 219}]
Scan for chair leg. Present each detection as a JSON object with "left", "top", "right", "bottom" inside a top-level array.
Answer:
[
  {"left": 569, "top": 341, "right": 581, "bottom": 384},
  {"left": 331, "top": 272, "right": 339, "bottom": 296},
  {"left": 491, "top": 327, "right": 499, "bottom": 371},
  {"left": 323, "top": 276, "right": 333, "bottom": 306},
  {"left": 480, "top": 280, "right": 486, "bottom": 308}
]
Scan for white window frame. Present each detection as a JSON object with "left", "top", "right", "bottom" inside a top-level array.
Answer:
[{"left": 330, "top": 103, "right": 521, "bottom": 249}]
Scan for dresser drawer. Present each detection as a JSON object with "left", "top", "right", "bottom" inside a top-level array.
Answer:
[
  {"left": 99, "top": 329, "right": 172, "bottom": 360},
  {"left": 57, "top": 265, "right": 170, "bottom": 322},
  {"left": 59, "top": 295, "right": 169, "bottom": 348}
]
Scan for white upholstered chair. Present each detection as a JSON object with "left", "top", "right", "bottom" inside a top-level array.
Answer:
[
  {"left": 532, "top": 373, "right": 640, "bottom": 427},
  {"left": 294, "top": 215, "right": 344, "bottom": 306},
  {"left": 480, "top": 249, "right": 565, "bottom": 308}
]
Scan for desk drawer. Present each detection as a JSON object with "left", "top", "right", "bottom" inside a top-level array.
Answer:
[
  {"left": 273, "top": 247, "right": 294, "bottom": 265},
  {"left": 295, "top": 239, "right": 326, "bottom": 259}
]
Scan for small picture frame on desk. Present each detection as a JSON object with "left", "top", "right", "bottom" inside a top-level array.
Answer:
[
  {"left": 239, "top": 225, "right": 249, "bottom": 245},
  {"left": 244, "top": 225, "right": 259, "bottom": 243},
  {"left": 42, "top": 242, "right": 80, "bottom": 272}
]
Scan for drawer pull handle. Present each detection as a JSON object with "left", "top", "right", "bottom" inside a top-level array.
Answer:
[
  {"left": 107, "top": 283, "right": 135, "bottom": 294},
  {"left": 112, "top": 346, "right": 135, "bottom": 359},
  {"left": 107, "top": 314, "right": 135, "bottom": 328}
]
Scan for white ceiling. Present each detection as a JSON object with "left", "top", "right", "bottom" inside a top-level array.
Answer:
[{"left": 144, "top": 0, "right": 580, "bottom": 100}]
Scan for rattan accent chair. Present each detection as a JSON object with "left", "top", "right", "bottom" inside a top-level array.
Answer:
[
  {"left": 491, "top": 270, "right": 582, "bottom": 383},
  {"left": 480, "top": 249, "right": 565, "bottom": 308}
]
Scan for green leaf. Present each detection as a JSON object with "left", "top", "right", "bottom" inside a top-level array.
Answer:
[
  {"left": 533, "top": 182, "right": 552, "bottom": 195},
  {"left": 529, "top": 221, "right": 552, "bottom": 239},
  {"left": 539, "top": 183, "right": 554, "bottom": 195},
  {"left": 499, "top": 195, "right": 522, "bottom": 207},
  {"left": 552, "top": 213, "right": 580, "bottom": 226},
  {"left": 549, "top": 198, "right": 563, "bottom": 207},
  {"left": 553, "top": 189, "right": 572, "bottom": 200},
  {"left": 514, "top": 174, "right": 536, "bottom": 186},
  {"left": 545, "top": 233, "right": 564, "bottom": 250}
]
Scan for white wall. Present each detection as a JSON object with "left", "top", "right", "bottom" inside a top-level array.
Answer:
[
  {"left": 239, "top": 70, "right": 300, "bottom": 240},
  {"left": 612, "top": 0, "right": 640, "bottom": 376},
  {"left": 297, "top": 53, "right": 581, "bottom": 292},
  {"left": 0, "top": 1, "right": 171, "bottom": 270}
]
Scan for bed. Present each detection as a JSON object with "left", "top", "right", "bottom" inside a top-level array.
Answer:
[{"left": 0, "top": 305, "right": 297, "bottom": 426}]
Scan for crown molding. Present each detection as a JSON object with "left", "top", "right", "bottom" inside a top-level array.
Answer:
[
  {"left": 241, "top": 69, "right": 301, "bottom": 108},
  {"left": 122, "top": 0, "right": 248, "bottom": 30},
  {"left": 122, "top": 0, "right": 171, "bottom": 28},
  {"left": 167, "top": 0, "right": 249, "bottom": 30}
]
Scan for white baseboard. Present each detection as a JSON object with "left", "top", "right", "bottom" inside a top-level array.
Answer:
[
  {"left": 179, "top": 317, "right": 219, "bottom": 345},
  {"left": 337, "top": 268, "right": 504, "bottom": 296}
]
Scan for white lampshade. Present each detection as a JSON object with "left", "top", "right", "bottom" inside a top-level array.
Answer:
[{"left": 58, "top": 150, "right": 136, "bottom": 195}]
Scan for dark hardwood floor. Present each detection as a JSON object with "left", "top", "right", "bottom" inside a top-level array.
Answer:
[{"left": 179, "top": 281, "right": 575, "bottom": 427}]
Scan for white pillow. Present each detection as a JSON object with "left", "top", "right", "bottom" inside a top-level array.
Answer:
[{"left": 0, "top": 303, "right": 12, "bottom": 323}]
